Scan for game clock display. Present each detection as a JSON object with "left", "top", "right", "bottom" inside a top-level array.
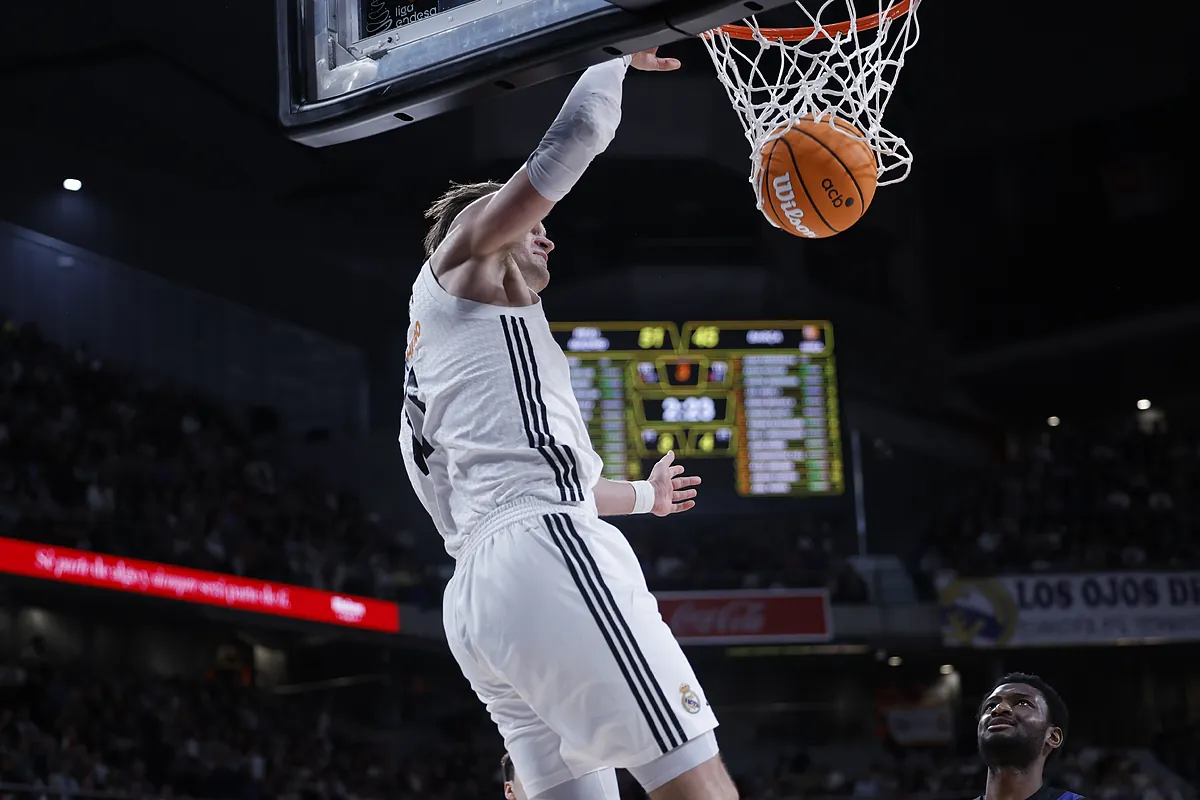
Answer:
[{"left": 550, "top": 321, "right": 844, "bottom": 498}]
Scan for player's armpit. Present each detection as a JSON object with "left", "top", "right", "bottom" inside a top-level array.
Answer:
[{"left": 592, "top": 477, "right": 637, "bottom": 517}]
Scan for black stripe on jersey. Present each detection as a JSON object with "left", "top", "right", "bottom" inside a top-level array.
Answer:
[
  {"left": 515, "top": 317, "right": 583, "bottom": 500},
  {"left": 510, "top": 318, "right": 581, "bottom": 501},
  {"left": 501, "top": 316, "right": 570, "bottom": 501},
  {"left": 507, "top": 316, "right": 574, "bottom": 500},
  {"left": 543, "top": 513, "right": 686, "bottom": 754}
]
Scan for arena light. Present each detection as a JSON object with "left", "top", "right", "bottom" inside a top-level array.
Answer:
[
  {"left": 887, "top": 655, "right": 902, "bottom": 667},
  {"left": 1137, "top": 399, "right": 1152, "bottom": 410},
  {"left": 62, "top": 178, "right": 82, "bottom": 192},
  {"left": 1047, "top": 416, "right": 1061, "bottom": 427}
]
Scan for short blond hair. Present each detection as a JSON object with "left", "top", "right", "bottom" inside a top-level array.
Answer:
[{"left": 422, "top": 180, "right": 504, "bottom": 258}]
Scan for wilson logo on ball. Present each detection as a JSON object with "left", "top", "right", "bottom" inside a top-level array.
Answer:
[{"left": 771, "top": 174, "right": 818, "bottom": 238}]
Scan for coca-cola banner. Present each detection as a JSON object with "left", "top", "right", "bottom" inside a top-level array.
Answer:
[
  {"left": 655, "top": 590, "right": 833, "bottom": 645},
  {"left": 937, "top": 570, "right": 1200, "bottom": 647}
]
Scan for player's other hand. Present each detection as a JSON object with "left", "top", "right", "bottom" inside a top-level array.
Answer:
[
  {"left": 630, "top": 47, "right": 681, "bottom": 72},
  {"left": 648, "top": 450, "right": 700, "bottom": 516}
]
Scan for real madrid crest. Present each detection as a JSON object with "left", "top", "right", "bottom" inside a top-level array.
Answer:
[
  {"left": 679, "top": 683, "right": 701, "bottom": 715},
  {"left": 938, "top": 576, "right": 1018, "bottom": 647}
]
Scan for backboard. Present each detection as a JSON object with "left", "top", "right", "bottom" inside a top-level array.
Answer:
[{"left": 277, "top": 0, "right": 800, "bottom": 147}]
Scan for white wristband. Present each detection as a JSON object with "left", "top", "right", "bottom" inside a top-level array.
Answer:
[{"left": 630, "top": 480, "right": 655, "bottom": 515}]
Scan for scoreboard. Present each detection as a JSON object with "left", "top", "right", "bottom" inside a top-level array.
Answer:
[{"left": 550, "top": 321, "right": 844, "bottom": 498}]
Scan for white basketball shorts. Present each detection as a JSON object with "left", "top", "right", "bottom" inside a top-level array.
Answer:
[{"left": 442, "top": 497, "right": 719, "bottom": 798}]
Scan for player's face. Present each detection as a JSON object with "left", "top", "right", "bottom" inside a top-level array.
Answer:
[
  {"left": 510, "top": 222, "right": 554, "bottom": 292},
  {"left": 977, "top": 683, "right": 1062, "bottom": 768}
]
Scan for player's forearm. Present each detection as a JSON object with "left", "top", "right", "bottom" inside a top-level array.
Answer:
[
  {"left": 592, "top": 477, "right": 654, "bottom": 517},
  {"left": 525, "top": 56, "right": 631, "bottom": 202},
  {"left": 593, "top": 477, "right": 635, "bottom": 516}
]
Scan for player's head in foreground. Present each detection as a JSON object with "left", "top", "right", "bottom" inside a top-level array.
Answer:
[
  {"left": 978, "top": 672, "right": 1068, "bottom": 776},
  {"left": 500, "top": 752, "right": 526, "bottom": 800},
  {"left": 423, "top": 179, "right": 555, "bottom": 292},
  {"left": 421, "top": 49, "right": 678, "bottom": 302}
]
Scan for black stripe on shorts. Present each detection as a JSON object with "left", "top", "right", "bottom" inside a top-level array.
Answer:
[{"left": 543, "top": 512, "right": 687, "bottom": 754}]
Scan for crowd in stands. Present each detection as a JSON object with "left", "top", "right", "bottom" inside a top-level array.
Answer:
[
  {"left": 918, "top": 415, "right": 1200, "bottom": 581},
  {"left": 3, "top": 314, "right": 1199, "bottom": 799},
  {"left": 625, "top": 512, "right": 870, "bottom": 602},
  {"left": 3, "top": 652, "right": 1195, "bottom": 800},
  {"left": 0, "top": 655, "right": 503, "bottom": 800},
  {"left": 1158, "top": 723, "right": 1200, "bottom": 791},
  {"left": 0, "top": 315, "right": 868, "bottom": 605},
  {"left": 0, "top": 318, "right": 425, "bottom": 603}
]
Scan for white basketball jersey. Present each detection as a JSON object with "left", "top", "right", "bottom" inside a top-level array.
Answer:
[{"left": 399, "top": 261, "right": 602, "bottom": 558}]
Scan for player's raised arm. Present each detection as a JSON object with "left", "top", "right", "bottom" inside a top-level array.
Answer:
[{"left": 433, "top": 49, "right": 679, "bottom": 272}]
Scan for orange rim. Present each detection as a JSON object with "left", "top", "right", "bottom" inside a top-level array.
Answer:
[{"left": 707, "top": 0, "right": 914, "bottom": 41}]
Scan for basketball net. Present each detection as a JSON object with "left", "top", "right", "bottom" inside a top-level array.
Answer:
[{"left": 701, "top": 0, "right": 922, "bottom": 211}]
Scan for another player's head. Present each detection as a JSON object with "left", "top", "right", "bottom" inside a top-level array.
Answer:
[
  {"left": 977, "top": 672, "right": 1068, "bottom": 771},
  {"left": 423, "top": 180, "right": 555, "bottom": 291},
  {"left": 500, "top": 752, "right": 526, "bottom": 800}
]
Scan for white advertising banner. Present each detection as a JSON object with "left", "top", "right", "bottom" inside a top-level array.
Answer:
[{"left": 936, "top": 571, "right": 1200, "bottom": 647}]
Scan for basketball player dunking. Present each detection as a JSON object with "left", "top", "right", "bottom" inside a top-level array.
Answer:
[{"left": 400, "top": 49, "right": 738, "bottom": 800}]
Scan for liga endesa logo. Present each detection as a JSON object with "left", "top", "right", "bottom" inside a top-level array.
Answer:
[
  {"left": 0, "top": 537, "right": 400, "bottom": 633},
  {"left": 656, "top": 589, "right": 833, "bottom": 644}
]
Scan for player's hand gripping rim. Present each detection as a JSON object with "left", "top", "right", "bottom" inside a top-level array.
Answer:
[
  {"left": 630, "top": 47, "right": 681, "bottom": 72},
  {"left": 648, "top": 450, "right": 700, "bottom": 516}
]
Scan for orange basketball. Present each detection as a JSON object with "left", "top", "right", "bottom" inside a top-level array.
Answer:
[{"left": 758, "top": 116, "right": 878, "bottom": 239}]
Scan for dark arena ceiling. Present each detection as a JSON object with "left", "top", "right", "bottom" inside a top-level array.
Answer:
[{"left": 1, "top": 0, "right": 1194, "bottom": 405}]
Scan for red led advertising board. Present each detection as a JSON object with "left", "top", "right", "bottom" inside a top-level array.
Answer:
[{"left": 0, "top": 537, "right": 400, "bottom": 633}]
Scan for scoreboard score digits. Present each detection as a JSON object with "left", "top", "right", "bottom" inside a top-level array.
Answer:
[{"left": 551, "top": 321, "right": 844, "bottom": 498}]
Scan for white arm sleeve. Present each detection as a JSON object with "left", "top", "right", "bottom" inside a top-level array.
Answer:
[{"left": 525, "top": 56, "right": 633, "bottom": 202}]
